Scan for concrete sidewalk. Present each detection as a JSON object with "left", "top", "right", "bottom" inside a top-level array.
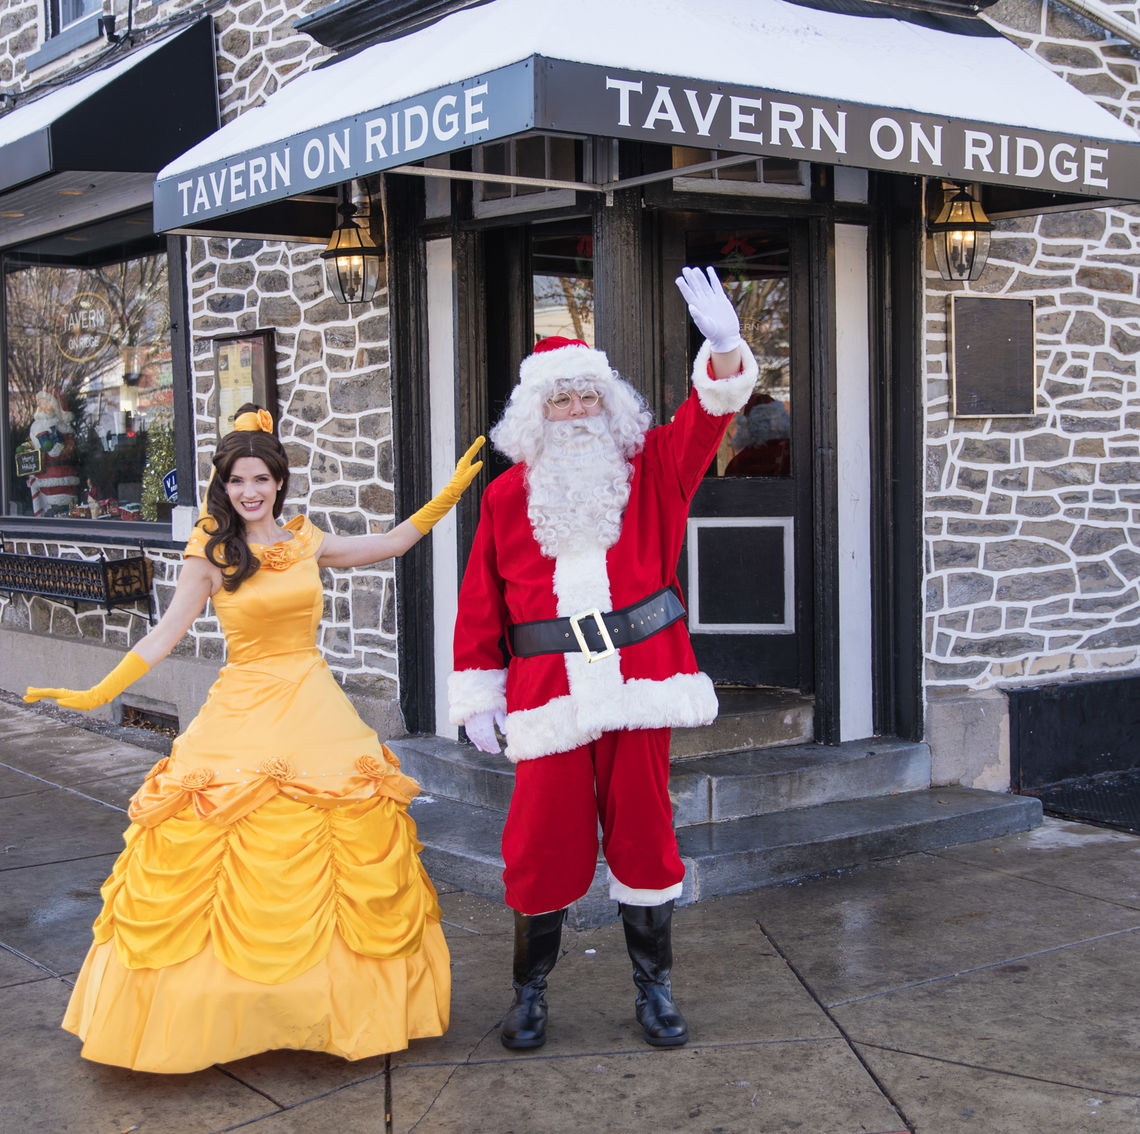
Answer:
[{"left": 2, "top": 695, "right": 1139, "bottom": 1134}]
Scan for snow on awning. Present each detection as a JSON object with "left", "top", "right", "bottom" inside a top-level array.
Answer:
[{"left": 153, "top": 0, "right": 1140, "bottom": 233}]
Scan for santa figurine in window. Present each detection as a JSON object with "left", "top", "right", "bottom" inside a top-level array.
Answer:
[{"left": 27, "top": 388, "right": 80, "bottom": 517}]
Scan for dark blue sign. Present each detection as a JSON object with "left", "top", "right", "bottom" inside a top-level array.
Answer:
[
  {"left": 162, "top": 469, "right": 178, "bottom": 502},
  {"left": 154, "top": 60, "right": 538, "bottom": 230}
]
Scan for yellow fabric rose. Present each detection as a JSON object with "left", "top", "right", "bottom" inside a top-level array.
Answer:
[
  {"left": 354, "top": 754, "right": 391, "bottom": 779},
  {"left": 258, "top": 757, "right": 296, "bottom": 782},
  {"left": 180, "top": 768, "right": 215, "bottom": 792}
]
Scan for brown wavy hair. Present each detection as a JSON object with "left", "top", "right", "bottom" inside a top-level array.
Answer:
[{"left": 195, "top": 404, "right": 290, "bottom": 592}]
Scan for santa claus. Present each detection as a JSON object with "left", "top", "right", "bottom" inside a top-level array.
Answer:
[
  {"left": 27, "top": 389, "right": 80, "bottom": 517},
  {"left": 449, "top": 266, "right": 756, "bottom": 1051}
]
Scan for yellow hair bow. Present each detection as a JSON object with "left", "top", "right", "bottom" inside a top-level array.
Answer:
[{"left": 233, "top": 408, "right": 274, "bottom": 432}]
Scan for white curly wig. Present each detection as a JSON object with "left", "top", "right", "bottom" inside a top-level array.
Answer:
[{"left": 490, "top": 337, "right": 653, "bottom": 466}]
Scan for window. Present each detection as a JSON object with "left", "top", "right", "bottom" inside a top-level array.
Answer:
[
  {"left": 685, "top": 227, "right": 792, "bottom": 480},
  {"left": 531, "top": 226, "right": 594, "bottom": 345},
  {"left": 27, "top": 0, "right": 102, "bottom": 70},
  {"left": 4, "top": 213, "right": 181, "bottom": 526},
  {"left": 472, "top": 134, "right": 585, "bottom": 217},
  {"left": 49, "top": 0, "right": 101, "bottom": 37},
  {"left": 672, "top": 147, "right": 809, "bottom": 200}
]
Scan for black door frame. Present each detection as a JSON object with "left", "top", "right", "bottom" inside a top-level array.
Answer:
[
  {"left": 808, "top": 212, "right": 841, "bottom": 743},
  {"left": 388, "top": 172, "right": 435, "bottom": 734},
  {"left": 868, "top": 172, "right": 924, "bottom": 742}
]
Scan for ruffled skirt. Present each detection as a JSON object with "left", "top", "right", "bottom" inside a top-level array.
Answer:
[{"left": 62, "top": 794, "right": 450, "bottom": 1073}]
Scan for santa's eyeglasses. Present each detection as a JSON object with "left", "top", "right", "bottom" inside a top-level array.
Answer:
[{"left": 547, "top": 389, "right": 601, "bottom": 411}]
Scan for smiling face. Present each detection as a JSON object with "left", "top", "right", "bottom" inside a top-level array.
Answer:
[{"left": 225, "top": 457, "right": 282, "bottom": 525}]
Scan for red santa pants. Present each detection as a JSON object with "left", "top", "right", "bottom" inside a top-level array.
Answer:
[{"left": 501, "top": 727, "right": 684, "bottom": 914}]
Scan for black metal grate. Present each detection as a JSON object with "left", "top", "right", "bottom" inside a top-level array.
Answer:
[{"left": 1025, "top": 769, "right": 1140, "bottom": 835}]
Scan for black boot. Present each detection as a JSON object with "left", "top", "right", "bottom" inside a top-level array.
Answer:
[
  {"left": 619, "top": 901, "right": 689, "bottom": 1047},
  {"left": 500, "top": 908, "right": 566, "bottom": 1050}
]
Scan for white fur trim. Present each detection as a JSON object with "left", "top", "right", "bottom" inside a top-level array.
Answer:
[
  {"left": 447, "top": 668, "right": 507, "bottom": 725},
  {"left": 612, "top": 672, "right": 719, "bottom": 729},
  {"left": 519, "top": 343, "right": 615, "bottom": 391},
  {"left": 553, "top": 546, "right": 613, "bottom": 616},
  {"left": 553, "top": 545, "right": 626, "bottom": 746},
  {"left": 505, "top": 694, "right": 595, "bottom": 761},
  {"left": 607, "top": 867, "right": 683, "bottom": 906},
  {"left": 691, "top": 340, "right": 758, "bottom": 417},
  {"left": 30, "top": 475, "right": 79, "bottom": 487},
  {"left": 503, "top": 671, "right": 719, "bottom": 762}
]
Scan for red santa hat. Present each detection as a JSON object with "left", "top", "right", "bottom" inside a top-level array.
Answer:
[{"left": 518, "top": 335, "right": 615, "bottom": 392}]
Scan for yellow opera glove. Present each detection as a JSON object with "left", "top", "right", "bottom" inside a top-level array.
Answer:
[
  {"left": 409, "top": 436, "right": 486, "bottom": 533},
  {"left": 23, "top": 650, "right": 150, "bottom": 712}
]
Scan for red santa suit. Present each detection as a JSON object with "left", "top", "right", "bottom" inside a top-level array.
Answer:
[{"left": 450, "top": 340, "right": 756, "bottom": 914}]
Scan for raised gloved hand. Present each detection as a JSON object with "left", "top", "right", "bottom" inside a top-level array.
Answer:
[
  {"left": 674, "top": 265, "right": 743, "bottom": 354},
  {"left": 24, "top": 650, "right": 150, "bottom": 712},
  {"left": 464, "top": 709, "right": 505, "bottom": 754},
  {"left": 410, "top": 436, "right": 486, "bottom": 534}
]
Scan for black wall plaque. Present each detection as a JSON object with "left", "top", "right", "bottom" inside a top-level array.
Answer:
[{"left": 950, "top": 295, "right": 1037, "bottom": 418}]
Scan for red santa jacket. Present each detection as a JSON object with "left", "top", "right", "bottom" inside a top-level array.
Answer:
[{"left": 449, "top": 342, "right": 756, "bottom": 762}]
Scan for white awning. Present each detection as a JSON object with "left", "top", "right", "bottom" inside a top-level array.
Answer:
[{"left": 154, "top": 0, "right": 1140, "bottom": 231}]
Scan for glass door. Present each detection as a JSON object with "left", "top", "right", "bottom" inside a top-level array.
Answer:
[{"left": 664, "top": 215, "right": 813, "bottom": 690}]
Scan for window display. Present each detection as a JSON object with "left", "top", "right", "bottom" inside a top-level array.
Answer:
[{"left": 5, "top": 224, "right": 176, "bottom": 524}]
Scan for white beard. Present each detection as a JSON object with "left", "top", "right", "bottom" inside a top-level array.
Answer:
[{"left": 526, "top": 416, "right": 632, "bottom": 558}]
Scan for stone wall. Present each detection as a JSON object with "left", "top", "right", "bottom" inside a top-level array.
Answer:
[
  {"left": 989, "top": 0, "right": 1140, "bottom": 131},
  {"left": 925, "top": 3, "right": 1140, "bottom": 696},
  {"left": 2, "top": 0, "right": 330, "bottom": 90},
  {"left": 0, "top": 0, "right": 39, "bottom": 85},
  {"left": 210, "top": 0, "right": 331, "bottom": 123}
]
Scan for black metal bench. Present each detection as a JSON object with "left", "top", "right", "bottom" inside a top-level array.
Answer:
[{"left": 0, "top": 542, "right": 154, "bottom": 623}]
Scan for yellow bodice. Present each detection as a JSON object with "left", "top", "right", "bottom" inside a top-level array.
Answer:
[
  {"left": 209, "top": 515, "right": 324, "bottom": 664},
  {"left": 129, "top": 515, "right": 417, "bottom": 827}
]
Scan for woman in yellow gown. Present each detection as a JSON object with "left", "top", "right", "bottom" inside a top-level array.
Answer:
[{"left": 24, "top": 407, "right": 483, "bottom": 1073}]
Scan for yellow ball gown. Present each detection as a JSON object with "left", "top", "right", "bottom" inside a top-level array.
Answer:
[{"left": 62, "top": 516, "right": 450, "bottom": 1072}]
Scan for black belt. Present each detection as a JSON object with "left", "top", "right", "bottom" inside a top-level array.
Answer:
[{"left": 508, "top": 587, "right": 686, "bottom": 662}]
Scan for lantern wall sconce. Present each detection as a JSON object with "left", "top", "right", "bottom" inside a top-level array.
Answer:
[
  {"left": 927, "top": 181, "right": 994, "bottom": 282},
  {"left": 322, "top": 181, "right": 385, "bottom": 305}
]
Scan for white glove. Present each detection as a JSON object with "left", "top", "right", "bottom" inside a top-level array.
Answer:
[
  {"left": 464, "top": 709, "right": 505, "bottom": 753},
  {"left": 674, "top": 265, "right": 743, "bottom": 354}
]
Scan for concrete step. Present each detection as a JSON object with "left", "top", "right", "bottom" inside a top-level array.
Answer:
[
  {"left": 670, "top": 687, "right": 813, "bottom": 758},
  {"left": 676, "top": 786, "right": 1043, "bottom": 900},
  {"left": 392, "top": 735, "right": 932, "bottom": 828},
  {"left": 392, "top": 734, "right": 514, "bottom": 811},
  {"left": 670, "top": 738, "right": 931, "bottom": 827},
  {"left": 408, "top": 786, "right": 1043, "bottom": 928},
  {"left": 406, "top": 793, "right": 507, "bottom": 897}
]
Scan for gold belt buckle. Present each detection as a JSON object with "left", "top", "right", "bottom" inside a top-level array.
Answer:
[{"left": 568, "top": 608, "right": 615, "bottom": 663}]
